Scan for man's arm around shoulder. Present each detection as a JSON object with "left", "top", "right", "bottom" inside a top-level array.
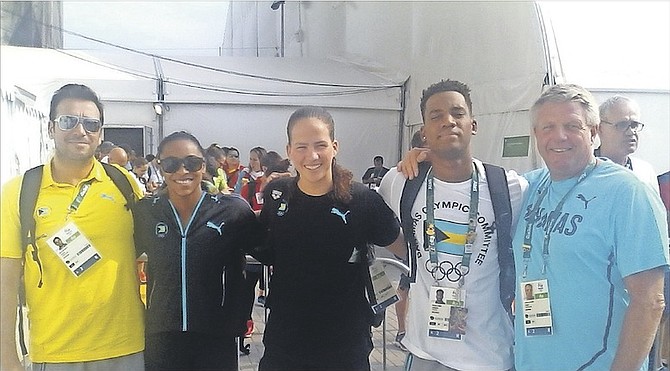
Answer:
[{"left": 1, "top": 257, "right": 24, "bottom": 371}]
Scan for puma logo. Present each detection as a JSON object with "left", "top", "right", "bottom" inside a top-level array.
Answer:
[
  {"left": 100, "top": 194, "right": 114, "bottom": 201},
  {"left": 206, "top": 221, "right": 225, "bottom": 235},
  {"left": 330, "top": 207, "right": 350, "bottom": 224},
  {"left": 576, "top": 194, "right": 596, "bottom": 209}
]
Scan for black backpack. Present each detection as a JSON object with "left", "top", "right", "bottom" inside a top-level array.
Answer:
[
  {"left": 16, "top": 162, "right": 137, "bottom": 355},
  {"left": 399, "top": 162, "right": 515, "bottom": 319}
]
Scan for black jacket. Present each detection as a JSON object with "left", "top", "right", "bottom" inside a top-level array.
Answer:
[{"left": 134, "top": 192, "right": 264, "bottom": 336}]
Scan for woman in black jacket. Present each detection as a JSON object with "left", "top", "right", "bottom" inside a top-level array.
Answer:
[{"left": 134, "top": 131, "right": 264, "bottom": 370}]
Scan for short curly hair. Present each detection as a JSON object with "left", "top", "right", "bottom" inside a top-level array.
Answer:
[{"left": 420, "top": 79, "right": 473, "bottom": 121}]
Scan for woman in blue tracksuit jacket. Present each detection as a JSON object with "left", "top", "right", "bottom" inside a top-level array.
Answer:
[{"left": 134, "top": 131, "right": 264, "bottom": 371}]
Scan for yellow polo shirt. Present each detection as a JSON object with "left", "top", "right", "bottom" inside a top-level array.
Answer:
[{"left": 1, "top": 160, "right": 145, "bottom": 362}]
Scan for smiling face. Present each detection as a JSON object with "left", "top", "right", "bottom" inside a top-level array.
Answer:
[
  {"left": 286, "top": 117, "right": 338, "bottom": 195},
  {"left": 533, "top": 101, "right": 597, "bottom": 181},
  {"left": 49, "top": 98, "right": 102, "bottom": 164},
  {"left": 421, "top": 91, "right": 477, "bottom": 160},
  {"left": 249, "top": 150, "right": 262, "bottom": 172},
  {"left": 159, "top": 139, "right": 205, "bottom": 203},
  {"left": 226, "top": 149, "right": 240, "bottom": 170}
]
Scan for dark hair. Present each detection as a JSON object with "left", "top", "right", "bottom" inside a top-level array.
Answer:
[
  {"left": 206, "top": 145, "right": 225, "bottom": 160},
  {"left": 227, "top": 147, "right": 239, "bottom": 156},
  {"left": 145, "top": 154, "right": 156, "bottom": 162},
  {"left": 249, "top": 146, "right": 267, "bottom": 163},
  {"left": 373, "top": 155, "right": 384, "bottom": 163},
  {"left": 420, "top": 79, "right": 473, "bottom": 121},
  {"left": 157, "top": 131, "right": 205, "bottom": 159},
  {"left": 131, "top": 157, "right": 148, "bottom": 168},
  {"left": 50, "top": 84, "right": 105, "bottom": 124},
  {"left": 262, "top": 151, "right": 290, "bottom": 175},
  {"left": 411, "top": 131, "right": 425, "bottom": 148},
  {"left": 287, "top": 106, "right": 353, "bottom": 203},
  {"left": 205, "top": 156, "right": 220, "bottom": 179}
]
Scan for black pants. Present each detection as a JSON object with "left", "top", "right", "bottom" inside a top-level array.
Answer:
[
  {"left": 145, "top": 331, "right": 237, "bottom": 371},
  {"left": 258, "top": 345, "right": 371, "bottom": 371}
]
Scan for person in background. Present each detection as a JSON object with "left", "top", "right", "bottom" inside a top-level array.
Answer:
[
  {"left": 131, "top": 156, "right": 152, "bottom": 195},
  {"left": 513, "top": 84, "right": 668, "bottom": 370},
  {"left": 1, "top": 83, "right": 145, "bottom": 370},
  {"left": 238, "top": 150, "right": 291, "bottom": 354},
  {"left": 362, "top": 155, "right": 389, "bottom": 190},
  {"left": 205, "top": 145, "right": 230, "bottom": 194},
  {"left": 596, "top": 95, "right": 659, "bottom": 192},
  {"left": 118, "top": 144, "right": 136, "bottom": 172},
  {"left": 257, "top": 106, "right": 406, "bottom": 370},
  {"left": 225, "top": 147, "right": 244, "bottom": 192},
  {"left": 134, "top": 131, "right": 264, "bottom": 370},
  {"left": 235, "top": 146, "right": 267, "bottom": 194},
  {"left": 145, "top": 154, "right": 164, "bottom": 193},
  {"left": 108, "top": 146, "right": 129, "bottom": 168},
  {"left": 96, "top": 140, "right": 115, "bottom": 162}
]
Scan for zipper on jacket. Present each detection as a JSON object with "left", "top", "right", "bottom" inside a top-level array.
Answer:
[{"left": 168, "top": 192, "right": 207, "bottom": 331}]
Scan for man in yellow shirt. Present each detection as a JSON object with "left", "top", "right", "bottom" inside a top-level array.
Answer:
[{"left": 1, "top": 84, "right": 145, "bottom": 370}]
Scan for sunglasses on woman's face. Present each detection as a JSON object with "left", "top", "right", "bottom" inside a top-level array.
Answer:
[{"left": 159, "top": 156, "right": 205, "bottom": 173}]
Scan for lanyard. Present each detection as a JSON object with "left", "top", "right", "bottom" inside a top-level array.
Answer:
[
  {"left": 426, "top": 163, "right": 479, "bottom": 287},
  {"left": 521, "top": 160, "right": 598, "bottom": 278},
  {"left": 68, "top": 179, "right": 95, "bottom": 214}
]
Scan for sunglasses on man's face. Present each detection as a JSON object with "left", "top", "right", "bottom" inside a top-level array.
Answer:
[
  {"left": 54, "top": 115, "right": 103, "bottom": 133},
  {"left": 600, "top": 119, "right": 645, "bottom": 133},
  {"left": 159, "top": 156, "right": 205, "bottom": 173}
]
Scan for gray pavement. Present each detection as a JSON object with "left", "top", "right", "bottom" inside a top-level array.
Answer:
[{"left": 238, "top": 292, "right": 409, "bottom": 371}]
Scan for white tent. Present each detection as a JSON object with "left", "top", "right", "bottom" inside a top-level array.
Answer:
[{"left": 0, "top": 45, "right": 408, "bottom": 182}]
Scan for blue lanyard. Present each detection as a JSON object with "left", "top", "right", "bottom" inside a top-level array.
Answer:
[
  {"left": 426, "top": 163, "right": 479, "bottom": 287},
  {"left": 522, "top": 160, "right": 598, "bottom": 277}
]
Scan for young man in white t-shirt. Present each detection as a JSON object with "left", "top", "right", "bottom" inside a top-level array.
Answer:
[{"left": 378, "top": 79, "right": 527, "bottom": 371}]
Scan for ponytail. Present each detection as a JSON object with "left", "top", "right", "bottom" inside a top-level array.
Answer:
[{"left": 331, "top": 158, "right": 353, "bottom": 204}]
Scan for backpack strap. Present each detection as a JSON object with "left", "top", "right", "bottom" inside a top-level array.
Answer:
[
  {"left": 16, "top": 162, "right": 138, "bottom": 356},
  {"left": 101, "top": 162, "right": 137, "bottom": 210},
  {"left": 398, "top": 162, "right": 515, "bottom": 319},
  {"left": 19, "top": 165, "right": 45, "bottom": 284},
  {"left": 17, "top": 165, "right": 44, "bottom": 357},
  {"left": 399, "top": 162, "right": 431, "bottom": 283},
  {"left": 482, "top": 163, "right": 515, "bottom": 320}
]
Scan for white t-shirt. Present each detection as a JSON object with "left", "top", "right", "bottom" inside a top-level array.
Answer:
[
  {"left": 630, "top": 156, "right": 659, "bottom": 194},
  {"left": 378, "top": 160, "right": 527, "bottom": 371}
]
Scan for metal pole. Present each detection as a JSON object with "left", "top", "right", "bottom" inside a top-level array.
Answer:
[
  {"left": 280, "top": 4, "right": 285, "bottom": 57},
  {"left": 375, "top": 258, "right": 410, "bottom": 371},
  {"left": 382, "top": 315, "right": 387, "bottom": 370}
]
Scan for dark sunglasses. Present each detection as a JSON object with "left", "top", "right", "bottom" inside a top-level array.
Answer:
[
  {"left": 600, "top": 119, "right": 644, "bottom": 133},
  {"left": 54, "top": 115, "right": 103, "bottom": 133},
  {"left": 159, "top": 156, "right": 205, "bottom": 173}
]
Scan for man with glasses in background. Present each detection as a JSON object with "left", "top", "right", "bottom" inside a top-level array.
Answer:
[
  {"left": 1, "top": 84, "right": 145, "bottom": 370},
  {"left": 596, "top": 95, "right": 659, "bottom": 192}
]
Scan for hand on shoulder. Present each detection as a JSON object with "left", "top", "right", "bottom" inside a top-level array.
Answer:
[{"left": 397, "top": 147, "right": 430, "bottom": 180}]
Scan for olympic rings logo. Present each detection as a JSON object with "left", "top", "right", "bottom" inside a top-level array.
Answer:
[{"left": 425, "top": 259, "right": 469, "bottom": 283}]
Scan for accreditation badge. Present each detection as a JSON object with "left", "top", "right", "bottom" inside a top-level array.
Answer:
[
  {"left": 368, "top": 260, "right": 399, "bottom": 314},
  {"left": 521, "top": 279, "right": 554, "bottom": 336},
  {"left": 46, "top": 222, "right": 102, "bottom": 277},
  {"left": 427, "top": 286, "right": 467, "bottom": 340}
]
